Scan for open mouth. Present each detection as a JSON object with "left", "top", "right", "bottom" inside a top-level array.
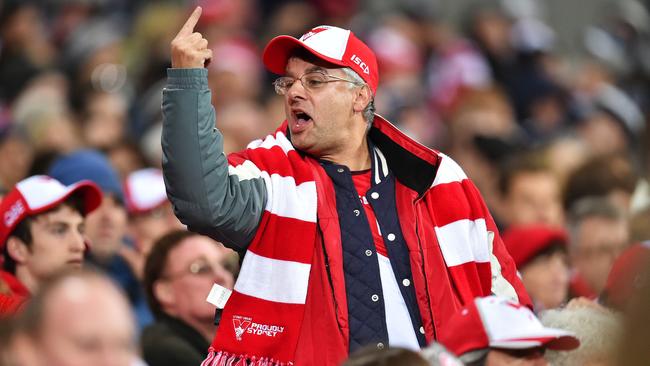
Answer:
[
  {"left": 291, "top": 110, "right": 313, "bottom": 132},
  {"left": 295, "top": 111, "right": 312, "bottom": 123}
]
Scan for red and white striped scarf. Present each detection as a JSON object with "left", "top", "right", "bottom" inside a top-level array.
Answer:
[
  {"left": 203, "top": 127, "right": 317, "bottom": 366},
  {"left": 201, "top": 120, "right": 528, "bottom": 365}
]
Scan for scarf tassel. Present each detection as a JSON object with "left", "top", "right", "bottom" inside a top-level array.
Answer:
[{"left": 204, "top": 350, "right": 292, "bottom": 366}]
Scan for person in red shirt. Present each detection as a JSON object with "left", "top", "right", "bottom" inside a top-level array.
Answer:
[{"left": 0, "top": 175, "right": 101, "bottom": 315}]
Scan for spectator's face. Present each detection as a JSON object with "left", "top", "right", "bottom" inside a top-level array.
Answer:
[
  {"left": 82, "top": 92, "right": 127, "bottom": 150},
  {"left": 130, "top": 203, "right": 184, "bottom": 254},
  {"left": 521, "top": 250, "right": 569, "bottom": 309},
  {"left": 579, "top": 113, "right": 628, "bottom": 157},
  {"left": 282, "top": 57, "right": 368, "bottom": 158},
  {"left": 0, "top": 136, "right": 34, "bottom": 190},
  {"left": 571, "top": 216, "right": 629, "bottom": 293},
  {"left": 35, "top": 277, "right": 136, "bottom": 366},
  {"left": 486, "top": 347, "right": 549, "bottom": 365},
  {"left": 162, "top": 236, "right": 235, "bottom": 324},
  {"left": 85, "top": 195, "right": 127, "bottom": 260},
  {"left": 503, "top": 172, "right": 564, "bottom": 227},
  {"left": 14, "top": 205, "right": 85, "bottom": 287}
]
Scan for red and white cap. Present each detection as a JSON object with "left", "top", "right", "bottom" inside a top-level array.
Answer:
[
  {"left": 123, "top": 168, "right": 168, "bottom": 215},
  {"left": 263, "top": 25, "right": 379, "bottom": 94},
  {"left": 0, "top": 175, "right": 102, "bottom": 246},
  {"left": 439, "top": 296, "right": 579, "bottom": 357}
]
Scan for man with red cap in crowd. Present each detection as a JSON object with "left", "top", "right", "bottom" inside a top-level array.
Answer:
[
  {"left": 124, "top": 168, "right": 184, "bottom": 256},
  {"left": 438, "top": 296, "right": 580, "bottom": 366},
  {"left": 0, "top": 175, "right": 101, "bottom": 315},
  {"left": 161, "top": 7, "right": 531, "bottom": 365},
  {"left": 120, "top": 168, "right": 185, "bottom": 278},
  {"left": 502, "top": 225, "right": 570, "bottom": 311}
]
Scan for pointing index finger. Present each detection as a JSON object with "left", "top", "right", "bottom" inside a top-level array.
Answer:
[{"left": 177, "top": 6, "right": 202, "bottom": 37}]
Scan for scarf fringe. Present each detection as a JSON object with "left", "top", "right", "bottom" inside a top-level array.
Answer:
[{"left": 205, "top": 349, "right": 293, "bottom": 366}]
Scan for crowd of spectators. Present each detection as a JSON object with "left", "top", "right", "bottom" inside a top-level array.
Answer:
[{"left": 1, "top": 0, "right": 650, "bottom": 365}]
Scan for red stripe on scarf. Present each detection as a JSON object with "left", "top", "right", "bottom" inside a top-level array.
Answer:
[
  {"left": 248, "top": 215, "right": 316, "bottom": 263},
  {"left": 427, "top": 179, "right": 488, "bottom": 227},
  {"left": 214, "top": 292, "right": 305, "bottom": 363}
]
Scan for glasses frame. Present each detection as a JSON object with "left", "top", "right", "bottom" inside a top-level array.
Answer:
[
  {"left": 273, "top": 70, "right": 364, "bottom": 95},
  {"left": 162, "top": 257, "right": 225, "bottom": 280}
]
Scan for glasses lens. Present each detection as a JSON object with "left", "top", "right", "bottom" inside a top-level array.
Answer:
[
  {"left": 273, "top": 77, "right": 293, "bottom": 95},
  {"left": 302, "top": 72, "right": 328, "bottom": 90},
  {"left": 189, "top": 260, "right": 213, "bottom": 275}
]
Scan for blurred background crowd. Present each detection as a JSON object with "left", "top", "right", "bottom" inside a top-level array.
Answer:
[{"left": 1, "top": 0, "right": 650, "bottom": 365}]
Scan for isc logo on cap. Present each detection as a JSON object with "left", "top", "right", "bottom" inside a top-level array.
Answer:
[{"left": 350, "top": 54, "right": 370, "bottom": 75}]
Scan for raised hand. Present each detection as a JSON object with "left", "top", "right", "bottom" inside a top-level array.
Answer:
[{"left": 170, "top": 6, "right": 213, "bottom": 68}]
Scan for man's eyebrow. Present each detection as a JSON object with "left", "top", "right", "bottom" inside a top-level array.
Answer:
[
  {"left": 284, "top": 66, "right": 326, "bottom": 78},
  {"left": 46, "top": 221, "right": 69, "bottom": 228},
  {"left": 305, "top": 66, "right": 327, "bottom": 73}
]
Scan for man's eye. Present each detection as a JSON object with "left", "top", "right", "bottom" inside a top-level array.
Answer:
[
  {"left": 305, "top": 77, "right": 326, "bottom": 88},
  {"left": 197, "top": 264, "right": 213, "bottom": 275},
  {"left": 51, "top": 226, "right": 67, "bottom": 235}
]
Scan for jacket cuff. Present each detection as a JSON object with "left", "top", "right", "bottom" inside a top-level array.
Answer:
[{"left": 166, "top": 68, "right": 208, "bottom": 90}]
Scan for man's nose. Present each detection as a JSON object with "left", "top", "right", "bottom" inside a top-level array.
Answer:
[
  {"left": 70, "top": 231, "right": 86, "bottom": 252},
  {"left": 287, "top": 80, "right": 307, "bottom": 100}
]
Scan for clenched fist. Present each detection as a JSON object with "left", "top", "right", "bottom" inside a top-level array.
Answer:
[{"left": 171, "top": 6, "right": 213, "bottom": 68}]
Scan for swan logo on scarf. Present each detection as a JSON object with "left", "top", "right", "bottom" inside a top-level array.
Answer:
[
  {"left": 232, "top": 315, "right": 285, "bottom": 341},
  {"left": 232, "top": 316, "right": 252, "bottom": 341}
]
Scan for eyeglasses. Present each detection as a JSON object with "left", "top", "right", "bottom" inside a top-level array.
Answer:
[
  {"left": 273, "top": 70, "right": 363, "bottom": 95},
  {"left": 163, "top": 257, "right": 231, "bottom": 280}
]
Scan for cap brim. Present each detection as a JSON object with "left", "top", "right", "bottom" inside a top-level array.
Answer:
[
  {"left": 25, "top": 181, "right": 102, "bottom": 217},
  {"left": 69, "top": 181, "right": 103, "bottom": 215},
  {"left": 32, "top": 180, "right": 103, "bottom": 217},
  {"left": 262, "top": 35, "right": 348, "bottom": 75},
  {"left": 491, "top": 328, "right": 580, "bottom": 351}
]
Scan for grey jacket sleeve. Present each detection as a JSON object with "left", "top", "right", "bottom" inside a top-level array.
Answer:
[{"left": 161, "top": 68, "right": 267, "bottom": 251}]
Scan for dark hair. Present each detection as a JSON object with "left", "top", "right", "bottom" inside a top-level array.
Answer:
[
  {"left": 521, "top": 241, "right": 567, "bottom": 268},
  {"left": 563, "top": 154, "right": 637, "bottom": 211},
  {"left": 2, "top": 194, "right": 86, "bottom": 274},
  {"left": 498, "top": 153, "right": 551, "bottom": 197},
  {"left": 143, "top": 230, "right": 196, "bottom": 319}
]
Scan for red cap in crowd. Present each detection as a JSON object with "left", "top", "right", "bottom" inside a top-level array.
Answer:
[
  {"left": 439, "top": 296, "right": 579, "bottom": 357},
  {"left": 603, "top": 241, "right": 650, "bottom": 310},
  {"left": 263, "top": 25, "right": 379, "bottom": 94},
  {"left": 0, "top": 175, "right": 102, "bottom": 246},
  {"left": 502, "top": 225, "right": 568, "bottom": 268},
  {"left": 123, "top": 168, "right": 169, "bottom": 215}
]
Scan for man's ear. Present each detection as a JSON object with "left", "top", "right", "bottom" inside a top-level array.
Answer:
[
  {"left": 6, "top": 237, "right": 29, "bottom": 265},
  {"left": 154, "top": 280, "right": 176, "bottom": 308},
  {"left": 353, "top": 85, "right": 372, "bottom": 114}
]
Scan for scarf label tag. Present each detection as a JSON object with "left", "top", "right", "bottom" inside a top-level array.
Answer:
[{"left": 206, "top": 283, "right": 232, "bottom": 309}]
